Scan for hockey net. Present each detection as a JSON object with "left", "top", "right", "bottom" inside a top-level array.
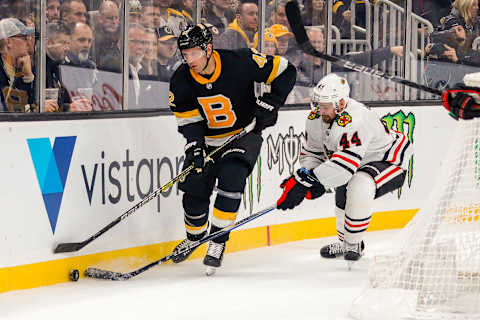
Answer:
[{"left": 350, "top": 118, "right": 480, "bottom": 320}]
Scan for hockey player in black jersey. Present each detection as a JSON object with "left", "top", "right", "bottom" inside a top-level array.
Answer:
[{"left": 169, "top": 23, "right": 296, "bottom": 275}]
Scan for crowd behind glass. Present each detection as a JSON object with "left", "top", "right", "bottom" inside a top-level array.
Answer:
[{"left": 0, "top": 0, "right": 478, "bottom": 112}]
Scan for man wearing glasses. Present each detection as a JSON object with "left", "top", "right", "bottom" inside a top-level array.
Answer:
[{"left": 0, "top": 18, "right": 35, "bottom": 112}]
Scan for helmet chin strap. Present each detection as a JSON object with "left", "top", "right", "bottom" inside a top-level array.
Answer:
[{"left": 200, "top": 49, "right": 212, "bottom": 73}]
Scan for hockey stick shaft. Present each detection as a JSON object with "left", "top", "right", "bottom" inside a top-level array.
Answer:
[
  {"left": 285, "top": 1, "right": 442, "bottom": 96},
  {"left": 84, "top": 204, "right": 277, "bottom": 280},
  {"left": 54, "top": 124, "right": 254, "bottom": 254}
]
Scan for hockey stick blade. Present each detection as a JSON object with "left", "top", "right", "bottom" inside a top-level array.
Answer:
[
  {"left": 285, "top": 1, "right": 442, "bottom": 96},
  {"left": 84, "top": 204, "right": 277, "bottom": 280},
  {"left": 54, "top": 124, "right": 254, "bottom": 254}
]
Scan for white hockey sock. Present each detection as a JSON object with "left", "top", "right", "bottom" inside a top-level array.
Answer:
[{"left": 344, "top": 172, "right": 376, "bottom": 244}]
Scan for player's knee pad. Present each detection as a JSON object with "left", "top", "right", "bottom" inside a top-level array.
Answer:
[
  {"left": 344, "top": 172, "right": 375, "bottom": 242},
  {"left": 178, "top": 164, "right": 216, "bottom": 198},
  {"left": 182, "top": 193, "right": 209, "bottom": 239}
]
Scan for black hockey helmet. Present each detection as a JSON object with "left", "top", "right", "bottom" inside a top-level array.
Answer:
[{"left": 177, "top": 23, "right": 213, "bottom": 52}]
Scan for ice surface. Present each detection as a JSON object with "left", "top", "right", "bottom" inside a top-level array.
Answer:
[{"left": 0, "top": 231, "right": 396, "bottom": 320}]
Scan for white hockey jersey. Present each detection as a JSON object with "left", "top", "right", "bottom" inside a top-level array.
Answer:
[{"left": 299, "top": 98, "right": 411, "bottom": 189}]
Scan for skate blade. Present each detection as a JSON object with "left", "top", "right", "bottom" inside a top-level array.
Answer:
[
  {"left": 205, "top": 266, "right": 217, "bottom": 276},
  {"left": 347, "top": 261, "right": 354, "bottom": 271}
]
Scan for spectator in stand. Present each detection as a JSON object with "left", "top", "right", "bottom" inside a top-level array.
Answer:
[
  {"left": 443, "top": 0, "right": 480, "bottom": 38},
  {"left": 426, "top": 15, "right": 480, "bottom": 66},
  {"left": 60, "top": 0, "right": 88, "bottom": 26},
  {"left": 153, "top": 0, "right": 188, "bottom": 35},
  {"left": 47, "top": 0, "right": 61, "bottom": 23},
  {"left": 64, "top": 22, "right": 96, "bottom": 111},
  {"left": 66, "top": 22, "right": 95, "bottom": 69},
  {"left": 332, "top": 0, "right": 374, "bottom": 38},
  {"left": 413, "top": 0, "right": 452, "bottom": 27},
  {"left": 202, "top": 0, "right": 235, "bottom": 35},
  {"left": 253, "top": 28, "right": 277, "bottom": 55},
  {"left": 172, "top": 0, "right": 194, "bottom": 24},
  {"left": 142, "top": 2, "right": 161, "bottom": 29},
  {"left": 46, "top": 21, "right": 75, "bottom": 112},
  {"left": 140, "top": 28, "right": 161, "bottom": 78},
  {"left": 269, "top": 24, "right": 293, "bottom": 56},
  {"left": 302, "top": 0, "right": 325, "bottom": 26},
  {"left": 101, "top": 24, "right": 150, "bottom": 108},
  {"left": 267, "top": 0, "right": 289, "bottom": 28},
  {"left": 129, "top": 0, "right": 143, "bottom": 25},
  {"left": 0, "top": 18, "right": 35, "bottom": 112},
  {"left": 216, "top": 1, "right": 258, "bottom": 49},
  {"left": 155, "top": 25, "right": 179, "bottom": 79},
  {"left": 93, "top": 0, "right": 121, "bottom": 71},
  {"left": 288, "top": 26, "right": 404, "bottom": 103}
]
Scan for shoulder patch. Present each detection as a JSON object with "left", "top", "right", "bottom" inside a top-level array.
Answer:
[
  {"left": 336, "top": 112, "right": 352, "bottom": 127},
  {"left": 308, "top": 107, "right": 320, "bottom": 120}
]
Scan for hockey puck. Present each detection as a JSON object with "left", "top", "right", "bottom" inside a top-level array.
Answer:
[{"left": 69, "top": 269, "right": 80, "bottom": 282}]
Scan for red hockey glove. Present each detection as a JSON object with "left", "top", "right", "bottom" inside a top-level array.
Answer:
[
  {"left": 277, "top": 168, "right": 325, "bottom": 210},
  {"left": 442, "top": 84, "right": 480, "bottom": 120},
  {"left": 279, "top": 175, "right": 325, "bottom": 200}
]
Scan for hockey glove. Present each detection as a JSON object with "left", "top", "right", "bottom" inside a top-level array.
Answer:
[
  {"left": 185, "top": 141, "right": 207, "bottom": 173},
  {"left": 253, "top": 96, "right": 279, "bottom": 134},
  {"left": 277, "top": 168, "right": 325, "bottom": 210},
  {"left": 279, "top": 177, "right": 325, "bottom": 200},
  {"left": 442, "top": 84, "right": 480, "bottom": 120}
]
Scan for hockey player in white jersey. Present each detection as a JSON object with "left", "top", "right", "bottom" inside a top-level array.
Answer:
[{"left": 276, "top": 73, "right": 412, "bottom": 263}]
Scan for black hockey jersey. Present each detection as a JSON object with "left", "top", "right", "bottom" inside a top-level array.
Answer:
[
  {"left": 169, "top": 48, "right": 296, "bottom": 146},
  {"left": 0, "top": 56, "right": 34, "bottom": 112}
]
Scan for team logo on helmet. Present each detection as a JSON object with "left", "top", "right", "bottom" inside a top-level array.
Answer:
[{"left": 336, "top": 112, "right": 352, "bottom": 127}]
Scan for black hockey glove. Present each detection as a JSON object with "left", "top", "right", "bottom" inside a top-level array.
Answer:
[
  {"left": 442, "top": 84, "right": 480, "bottom": 120},
  {"left": 277, "top": 168, "right": 325, "bottom": 210},
  {"left": 253, "top": 96, "right": 279, "bottom": 134},
  {"left": 185, "top": 141, "right": 207, "bottom": 173}
]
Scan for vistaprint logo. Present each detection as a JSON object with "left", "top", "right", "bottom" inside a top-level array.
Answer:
[{"left": 27, "top": 136, "right": 77, "bottom": 234}]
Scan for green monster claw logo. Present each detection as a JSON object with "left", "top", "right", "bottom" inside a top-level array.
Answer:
[{"left": 381, "top": 110, "right": 416, "bottom": 198}]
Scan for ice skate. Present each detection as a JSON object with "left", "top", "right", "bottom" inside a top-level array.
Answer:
[
  {"left": 203, "top": 241, "right": 225, "bottom": 276},
  {"left": 171, "top": 239, "right": 198, "bottom": 264},
  {"left": 345, "top": 241, "right": 364, "bottom": 270},
  {"left": 320, "top": 242, "right": 346, "bottom": 258}
]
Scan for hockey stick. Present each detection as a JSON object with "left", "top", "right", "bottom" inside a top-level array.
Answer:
[
  {"left": 54, "top": 123, "right": 254, "bottom": 254},
  {"left": 285, "top": 1, "right": 442, "bottom": 96},
  {"left": 84, "top": 204, "right": 277, "bottom": 280}
]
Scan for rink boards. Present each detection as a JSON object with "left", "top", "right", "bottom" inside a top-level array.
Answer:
[{"left": 0, "top": 105, "right": 454, "bottom": 293}]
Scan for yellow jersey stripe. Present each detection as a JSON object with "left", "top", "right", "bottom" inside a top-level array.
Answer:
[
  {"left": 173, "top": 109, "right": 201, "bottom": 119},
  {"left": 213, "top": 208, "right": 237, "bottom": 221},
  {"left": 266, "top": 56, "right": 281, "bottom": 84},
  {"left": 205, "top": 128, "right": 243, "bottom": 139},
  {"left": 185, "top": 221, "right": 208, "bottom": 231}
]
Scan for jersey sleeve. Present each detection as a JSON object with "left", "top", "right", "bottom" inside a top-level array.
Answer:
[
  {"left": 313, "top": 121, "right": 372, "bottom": 189},
  {"left": 169, "top": 69, "right": 206, "bottom": 143},
  {"left": 240, "top": 48, "right": 296, "bottom": 107},
  {"left": 299, "top": 118, "right": 328, "bottom": 170}
]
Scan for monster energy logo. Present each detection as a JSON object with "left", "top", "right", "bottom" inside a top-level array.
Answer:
[
  {"left": 243, "top": 126, "right": 305, "bottom": 213},
  {"left": 266, "top": 126, "right": 305, "bottom": 175},
  {"left": 475, "top": 138, "right": 480, "bottom": 188},
  {"left": 382, "top": 110, "right": 416, "bottom": 198}
]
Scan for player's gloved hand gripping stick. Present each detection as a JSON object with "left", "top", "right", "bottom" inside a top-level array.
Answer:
[{"left": 54, "top": 122, "right": 256, "bottom": 254}]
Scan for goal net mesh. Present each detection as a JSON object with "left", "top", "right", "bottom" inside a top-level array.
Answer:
[{"left": 350, "top": 118, "right": 480, "bottom": 320}]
